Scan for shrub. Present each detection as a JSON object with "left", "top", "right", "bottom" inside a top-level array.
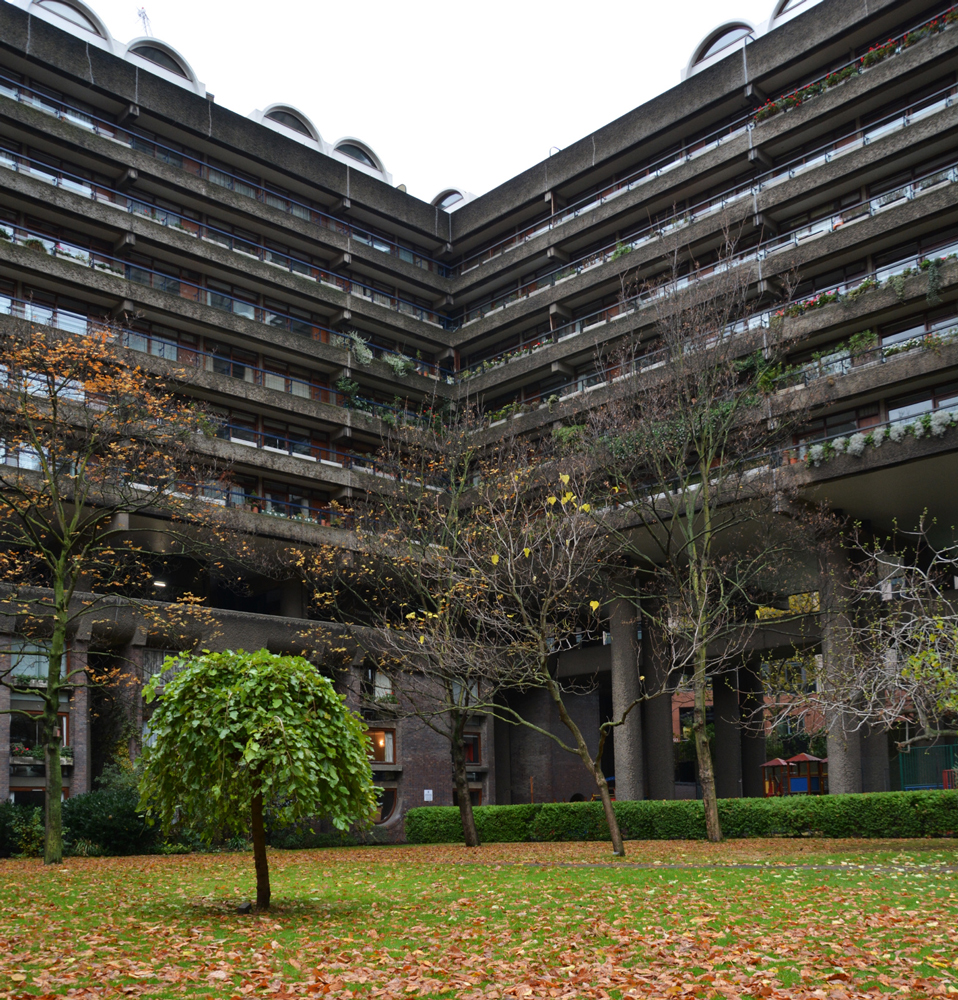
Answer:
[
  {"left": 12, "top": 806, "right": 45, "bottom": 857},
  {"left": 404, "top": 791, "right": 958, "bottom": 844},
  {"left": 0, "top": 801, "right": 17, "bottom": 858},
  {"left": 63, "top": 787, "right": 158, "bottom": 856}
]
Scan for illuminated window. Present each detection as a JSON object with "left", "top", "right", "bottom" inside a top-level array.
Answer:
[{"left": 367, "top": 729, "right": 395, "bottom": 764}]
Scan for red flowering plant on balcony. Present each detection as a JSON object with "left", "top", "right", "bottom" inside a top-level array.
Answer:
[{"left": 9, "top": 742, "right": 34, "bottom": 758}]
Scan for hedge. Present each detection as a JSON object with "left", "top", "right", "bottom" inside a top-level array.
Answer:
[
  {"left": 405, "top": 791, "right": 958, "bottom": 844},
  {"left": 62, "top": 787, "right": 159, "bottom": 856}
]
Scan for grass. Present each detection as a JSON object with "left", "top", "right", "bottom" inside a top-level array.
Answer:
[{"left": 2, "top": 838, "right": 957, "bottom": 998}]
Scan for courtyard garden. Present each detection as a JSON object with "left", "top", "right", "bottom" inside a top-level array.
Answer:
[{"left": 1, "top": 838, "right": 956, "bottom": 999}]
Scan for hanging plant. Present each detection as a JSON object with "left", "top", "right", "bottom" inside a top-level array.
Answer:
[{"left": 347, "top": 331, "right": 374, "bottom": 367}]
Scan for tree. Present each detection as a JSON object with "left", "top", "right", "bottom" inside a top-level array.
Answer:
[
  {"left": 0, "top": 322, "right": 226, "bottom": 863},
  {"left": 138, "top": 649, "right": 376, "bottom": 911},
  {"left": 293, "top": 408, "right": 526, "bottom": 848},
  {"left": 765, "top": 518, "right": 958, "bottom": 750},
  {"left": 586, "top": 236, "right": 806, "bottom": 840}
]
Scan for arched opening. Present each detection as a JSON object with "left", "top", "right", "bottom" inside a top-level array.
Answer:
[
  {"left": 32, "top": 0, "right": 106, "bottom": 37},
  {"left": 693, "top": 23, "right": 753, "bottom": 66},
  {"left": 433, "top": 189, "right": 464, "bottom": 210},
  {"left": 335, "top": 142, "right": 381, "bottom": 171},
  {"left": 129, "top": 44, "right": 189, "bottom": 79}
]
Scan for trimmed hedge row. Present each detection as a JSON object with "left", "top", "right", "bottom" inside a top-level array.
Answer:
[{"left": 405, "top": 791, "right": 958, "bottom": 844}]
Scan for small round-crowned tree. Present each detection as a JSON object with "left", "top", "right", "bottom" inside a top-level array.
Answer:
[{"left": 138, "top": 649, "right": 376, "bottom": 910}]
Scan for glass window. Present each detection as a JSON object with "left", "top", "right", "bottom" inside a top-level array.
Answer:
[
  {"left": 130, "top": 46, "right": 188, "bottom": 79},
  {"left": 336, "top": 144, "right": 376, "bottom": 168},
  {"left": 367, "top": 729, "right": 395, "bottom": 764},
  {"left": 464, "top": 733, "right": 481, "bottom": 764},
  {"left": 9, "top": 642, "right": 65, "bottom": 679},
  {"left": 373, "top": 788, "right": 396, "bottom": 823},
  {"left": 439, "top": 191, "right": 463, "bottom": 209},
  {"left": 36, "top": 1, "right": 101, "bottom": 35},
  {"left": 266, "top": 111, "right": 311, "bottom": 137},
  {"left": 697, "top": 25, "right": 751, "bottom": 63}
]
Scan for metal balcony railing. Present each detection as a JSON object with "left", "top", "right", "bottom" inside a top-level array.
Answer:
[{"left": 0, "top": 72, "right": 448, "bottom": 277}]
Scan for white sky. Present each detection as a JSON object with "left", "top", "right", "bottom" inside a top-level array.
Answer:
[{"left": 82, "top": 0, "right": 783, "bottom": 203}]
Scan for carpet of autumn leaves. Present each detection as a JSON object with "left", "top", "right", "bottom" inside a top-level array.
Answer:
[{"left": 2, "top": 839, "right": 957, "bottom": 1000}]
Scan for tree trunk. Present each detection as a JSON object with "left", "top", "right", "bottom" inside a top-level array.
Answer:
[
  {"left": 693, "top": 647, "right": 721, "bottom": 842},
  {"left": 593, "top": 767, "right": 624, "bottom": 856},
  {"left": 546, "top": 677, "right": 627, "bottom": 856},
  {"left": 452, "top": 736, "right": 480, "bottom": 847},
  {"left": 250, "top": 792, "right": 270, "bottom": 910},
  {"left": 43, "top": 628, "right": 66, "bottom": 865}
]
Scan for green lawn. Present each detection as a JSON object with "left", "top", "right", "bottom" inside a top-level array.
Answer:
[{"left": 2, "top": 839, "right": 956, "bottom": 999}]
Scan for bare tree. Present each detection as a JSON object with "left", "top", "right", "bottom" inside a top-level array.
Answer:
[
  {"left": 764, "top": 518, "right": 958, "bottom": 750},
  {"left": 585, "top": 234, "right": 808, "bottom": 840}
]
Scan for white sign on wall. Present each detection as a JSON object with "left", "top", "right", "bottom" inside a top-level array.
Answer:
[{"left": 423, "top": 789, "right": 433, "bottom": 802}]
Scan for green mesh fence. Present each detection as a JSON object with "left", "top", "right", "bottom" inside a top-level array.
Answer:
[{"left": 898, "top": 744, "right": 957, "bottom": 789}]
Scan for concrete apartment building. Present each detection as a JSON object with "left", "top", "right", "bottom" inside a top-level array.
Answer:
[{"left": 1, "top": 0, "right": 957, "bottom": 832}]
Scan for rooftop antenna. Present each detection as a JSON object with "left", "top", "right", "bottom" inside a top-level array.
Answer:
[{"left": 136, "top": 6, "right": 152, "bottom": 36}]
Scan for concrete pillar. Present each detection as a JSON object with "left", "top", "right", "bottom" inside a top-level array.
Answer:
[
  {"left": 739, "top": 663, "right": 767, "bottom": 798},
  {"left": 713, "top": 671, "right": 742, "bottom": 798},
  {"left": 822, "top": 544, "right": 862, "bottom": 794},
  {"left": 493, "top": 713, "right": 512, "bottom": 804},
  {"left": 642, "top": 619, "right": 675, "bottom": 800},
  {"left": 69, "top": 643, "right": 91, "bottom": 795},
  {"left": 610, "top": 597, "right": 644, "bottom": 800},
  {"left": 0, "top": 648, "right": 9, "bottom": 803},
  {"left": 861, "top": 725, "right": 890, "bottom": 792},
  {"left": 280, "top": 579, "right": 303, "bottom": 619}
]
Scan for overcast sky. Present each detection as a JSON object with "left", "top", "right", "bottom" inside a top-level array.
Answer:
[{"left": 82, "top": 0, "right": 785, "bottom": 203}]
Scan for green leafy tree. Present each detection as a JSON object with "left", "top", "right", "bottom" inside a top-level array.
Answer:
[{"left": 138, "top": 649, "right": 376, "bottom": 910}]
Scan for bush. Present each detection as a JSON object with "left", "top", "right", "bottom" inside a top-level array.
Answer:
[
  {"left": 3, "top": 805, "right": 45, "bottom": 857},
  {"left": 63, "top": 787, "right": 158, "bottom": 856},
  {"left": 404, "top": 791, "right": 958, "bottom": 844},
  {"left": 0, "top": 801, "right": 17, "bottom": 858}
]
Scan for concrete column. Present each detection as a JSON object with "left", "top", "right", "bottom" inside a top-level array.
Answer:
[
  {"left": 642, "top": 618, "right": 675, "bottom": 800},
  {"left": 821, "top": 544, "right": 862, "bottom": 794},
  {"left": 739, "top": 663, "right": 767, "bottom": 798},
  {"left": 280, "top": 579, "right": 303, "bottom": 619},
  {"left": 610, "top": 597, "right": 644, "bottom": 800},
  {"left": 0, "top": 651, "right": 9, "bottom": 803},
  {"left": 861, "top": 725, "right": 890, "bottom": 792},
  {"left": 493, "top": 713, "right": 512, "bottom": 804},
  {"left": 69, "top": 643, "right": 91, "bottom": 795},
  {"left": 713, "top": 671, "right": 743, "bottom": 798}
]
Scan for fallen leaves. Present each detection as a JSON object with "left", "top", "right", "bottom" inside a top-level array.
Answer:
[{"left": 1, "top": 840, "right": 957, "bottom": 998}]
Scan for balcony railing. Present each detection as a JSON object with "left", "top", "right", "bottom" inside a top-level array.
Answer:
[
  {"left": 461, "top": 156, "right": 958, "bottom": 375},
  {"left": 0, "top": 148, "right": 449, "bottom": 333},
  {"left": 479, "top": 244, "right": 958, "bottom": 421},
  {"left": 456, "top": 4, "right": 958, "bottom": 274},
  {"left": 0, "top": 73, "right": 448, "bottom": 277},
  {"left": 459, "top": 83, "right": 957, "bottom": 327}
]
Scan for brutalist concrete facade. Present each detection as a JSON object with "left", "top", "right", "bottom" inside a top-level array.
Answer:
[{"left": 2, "top": 0, "right": 957, "bottom": 831}]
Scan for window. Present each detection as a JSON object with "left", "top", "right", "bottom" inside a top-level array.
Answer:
[
  {"left": 373, "top": 788, "right": 397, "bottom": 823},
  {"left": 367, "top": 729, "right": 395, "bottom": 764},
  {"left": 142, "top": 649, "right": 183, "bottom": 678},
  {"left": 36, "top": 1, "right": 102, "bottom": 35},
  {"left": 130, "top": 46, "right": 188, "bottom": 79},
  {"left": 9, "top": 642, "right": 65, "bottom": 680},
  {"left": 362, "top": 665, "right": 393, "bottom": 702},
  {"left": 10, "top": 711, "right": 69, "bottom": 747},
  {"left": 266, "top": 110, "right": 312, "bottom": 137},
  {"left": 463, "top": 733, "right": 481, "bottom": 764},
  {"left": 336, "top": 144, "right": 376, "bottom": 168},
  {"left": 452, "top": 789, "right": 482, "bottom": 807},
  {"left": 10, "top": 788, "right": 68, "bottom": 806},
  {"left": 888, "top": 383, "right": 958, "bottom": 423},
  {"left": 695, "top": 25, "right": 751, "bottom": 64},
  {"left": 435, "top": 190, "right": 463, "bottom": 209}
]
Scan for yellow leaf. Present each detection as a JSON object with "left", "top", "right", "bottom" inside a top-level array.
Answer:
[
  {"left": 419, "top": 635, "right": 426, "bottom": 644},
  {"left": 546, "top": 496, "right": 557, "bottom": 505},
  {"left": 561, "top": 492, "right": 575, "bottom": 504},
  {"left": 559, "top": 473, "right": 570, "bottom": 485},
  {"left": 590, "top": 600, "right": 600, "bottom": 612},
  {"left": 405, "top": 611, "right": 417, "bottom": 619},
  {"left": 523, "top": 548, "right": 531, "bottom": 558},
  {"left": 580, "top": 503, "right": 591, "bottom": 513},
  {"left": 491, "top": 554, "right": 499, "bottom": 564}
]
